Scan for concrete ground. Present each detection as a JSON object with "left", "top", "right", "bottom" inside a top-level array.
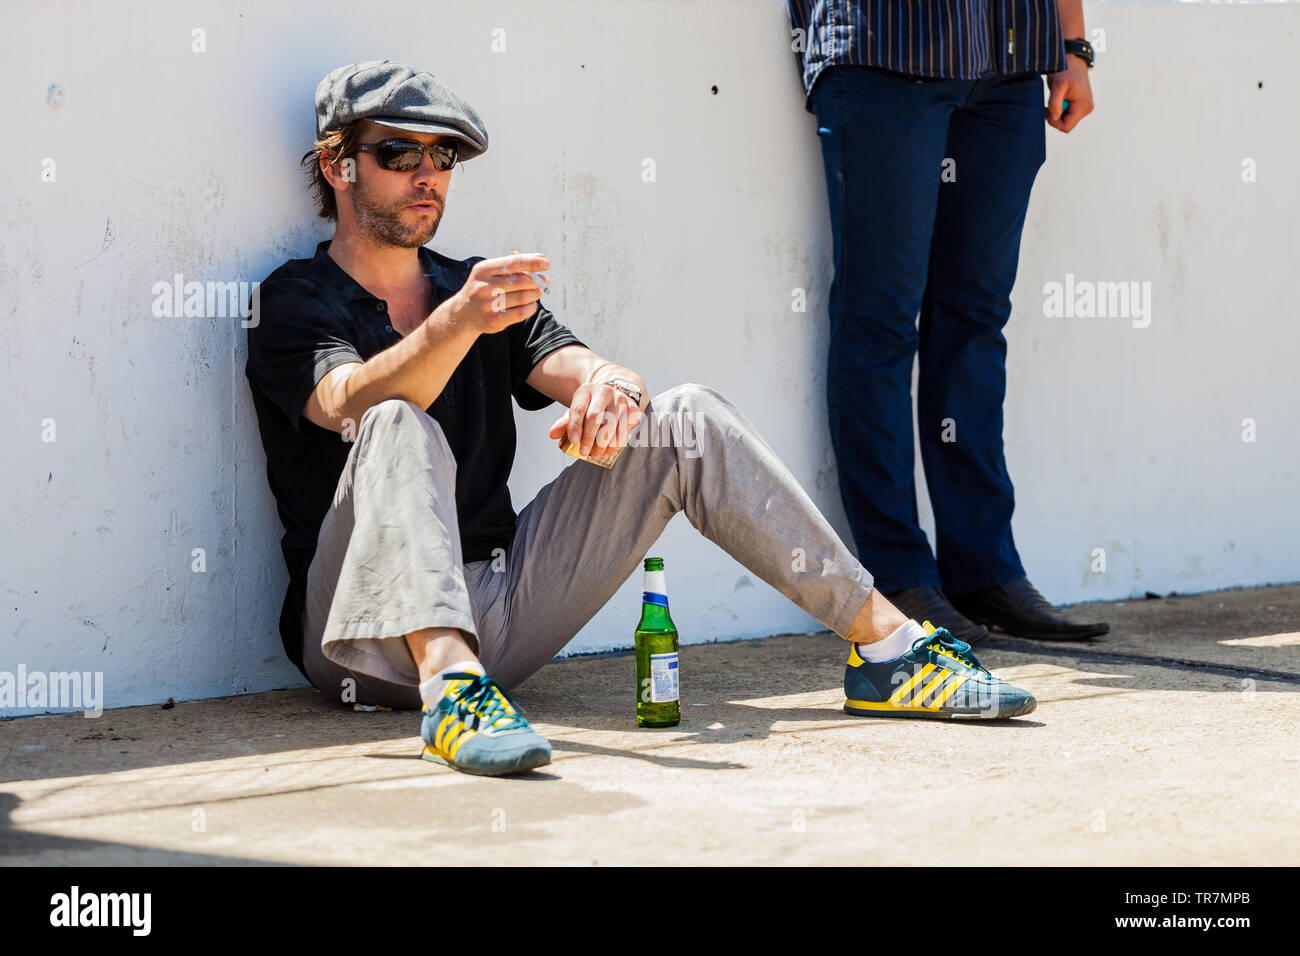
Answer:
[{"left": 3, "top": 585, "right": 1298, "bottom": 866}]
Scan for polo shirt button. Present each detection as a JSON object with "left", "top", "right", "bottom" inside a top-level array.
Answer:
[
  {"left": 385, "top": 325, "right": 393, "bottom": 333},
  {"left": 376, "top": 302, "right": 386, "bottom": 312}
]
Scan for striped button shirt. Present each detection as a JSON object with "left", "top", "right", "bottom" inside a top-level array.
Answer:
[{"left": 786, "top": 0, "right": 1067, "bottom": 110}]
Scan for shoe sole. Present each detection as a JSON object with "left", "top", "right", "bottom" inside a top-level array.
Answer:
[
  {"left": 421, "top": 744, "right": 552, "bottom": 776},
  {"left": 843, "top": 698, "right": 1037, "bottom": 720}
]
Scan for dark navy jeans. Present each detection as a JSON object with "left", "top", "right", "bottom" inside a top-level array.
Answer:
[{"left": 811, "top": 65, "right": 1046, "bottom": 595}]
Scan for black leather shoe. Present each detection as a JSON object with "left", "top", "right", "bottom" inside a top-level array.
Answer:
[
  {"left": 948, "top": 576, "right": 1109, "bottom": 641},
  {"left": 883, "top": 586, "right": 989, "bottom": 645}
]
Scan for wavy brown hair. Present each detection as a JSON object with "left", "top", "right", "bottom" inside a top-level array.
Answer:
[{"left": 300, "top": 120, "right": 369, "bottom": 221}]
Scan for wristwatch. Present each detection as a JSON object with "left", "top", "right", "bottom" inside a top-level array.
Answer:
[
  {"left": 1064, "top": 37, "right": 1094, "bottom": 68},
  {"left": 605, "top": 376, "right": 643, "bottom": 407}
]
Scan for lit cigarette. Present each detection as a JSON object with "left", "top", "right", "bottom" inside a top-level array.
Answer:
[{"left": 512, "top": 250, "right": 549, "bottom": 294}]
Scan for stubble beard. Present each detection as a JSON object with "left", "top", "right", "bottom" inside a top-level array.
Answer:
[{"left": 351, "top": 172, "right": 442, "bottom": 249}]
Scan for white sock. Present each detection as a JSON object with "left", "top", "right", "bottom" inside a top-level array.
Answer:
[
  {"left": 419, "top": 660, "right": 484, "bottom": 709},
  {"left": 856, "top": 620, "right": 928, "bottom": 662}
]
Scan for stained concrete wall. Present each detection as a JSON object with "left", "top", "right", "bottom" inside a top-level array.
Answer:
[{"left": 2, "top": 1, "right": 1297, "bottom": 715}]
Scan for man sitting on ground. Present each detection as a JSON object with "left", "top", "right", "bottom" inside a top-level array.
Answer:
[{"left": 244, "top": 60, "right": 1039, "bottom": 778}]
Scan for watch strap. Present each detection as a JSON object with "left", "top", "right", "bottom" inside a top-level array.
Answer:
[{"left": 1064, "top": 37, "right": 1094, "bottom": 68}]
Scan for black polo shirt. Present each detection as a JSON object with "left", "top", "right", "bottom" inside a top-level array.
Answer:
[{"left": 244, "top": 240, "right": 585, "bottom": 675}]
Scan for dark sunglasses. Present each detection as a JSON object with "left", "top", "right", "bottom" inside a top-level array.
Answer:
[{"left": 354, "top": 138, "right": 459, "bottom": 172}]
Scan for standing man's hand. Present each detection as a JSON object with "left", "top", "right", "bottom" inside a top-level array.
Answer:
[
  {"left": 1048, "top": 0, "right": 1093, "bottom": 133},
  {"left": 1046, "top": 57, "right": 1093, "bottom": 133}
]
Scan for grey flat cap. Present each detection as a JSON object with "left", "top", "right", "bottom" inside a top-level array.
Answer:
[{"left": 315, "top": 60, "right": 489, "bottom": 161}]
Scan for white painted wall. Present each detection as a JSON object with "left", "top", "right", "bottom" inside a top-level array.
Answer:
[{"left": 3, "top": 2, "right": 1297, "bottom": 715}]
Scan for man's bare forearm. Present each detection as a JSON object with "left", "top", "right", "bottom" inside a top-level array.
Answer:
[
  {"left": 303, "top": 253, "right": 550, "bottom": 433},
  {"left": 525, "top": 345, "right": 649, "bottom": 411},
  {"left": 1056, "top": 0, "right": 1084, "bottom": 38},
  {"left": 317, "top": 306, "right": 479, "bottom": 428}
]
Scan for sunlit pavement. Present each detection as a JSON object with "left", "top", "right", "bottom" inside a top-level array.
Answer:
[{"left": 3, "top": 585, "right": 1298, "bottom": 866}]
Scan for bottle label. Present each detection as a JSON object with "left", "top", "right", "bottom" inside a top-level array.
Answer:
[
  {"left": 649, "top": 652, "right": 679, "bottom": 703},
  {"left": 641, "top": 591, "right": 669, "bottom": 607}
]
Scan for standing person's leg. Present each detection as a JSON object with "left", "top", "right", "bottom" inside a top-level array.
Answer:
[
  {"left": 475, "top": 383, "right": 908, "bottom": 691},
  {"left": 810, "top": 66, "right": 969, "bottom": 592},
  {"left": 916, "top": 72, "right": 1045, "bottom": 595}
]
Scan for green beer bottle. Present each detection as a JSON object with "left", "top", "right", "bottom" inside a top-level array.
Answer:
[{"left": 635, "top": 556, "right": 680, "bottom": 727}]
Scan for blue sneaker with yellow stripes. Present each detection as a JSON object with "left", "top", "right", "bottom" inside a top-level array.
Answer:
[
  {"left": 844, "top": 621, "right": 1037, "bottom": 720},
  {"left": 420, "top": 672, "right": 552, "bottom": 775}
]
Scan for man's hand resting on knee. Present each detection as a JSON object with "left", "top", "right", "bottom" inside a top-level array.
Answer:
[{"left": 547, "top": 365, "right": 647, "bottom": 464}]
